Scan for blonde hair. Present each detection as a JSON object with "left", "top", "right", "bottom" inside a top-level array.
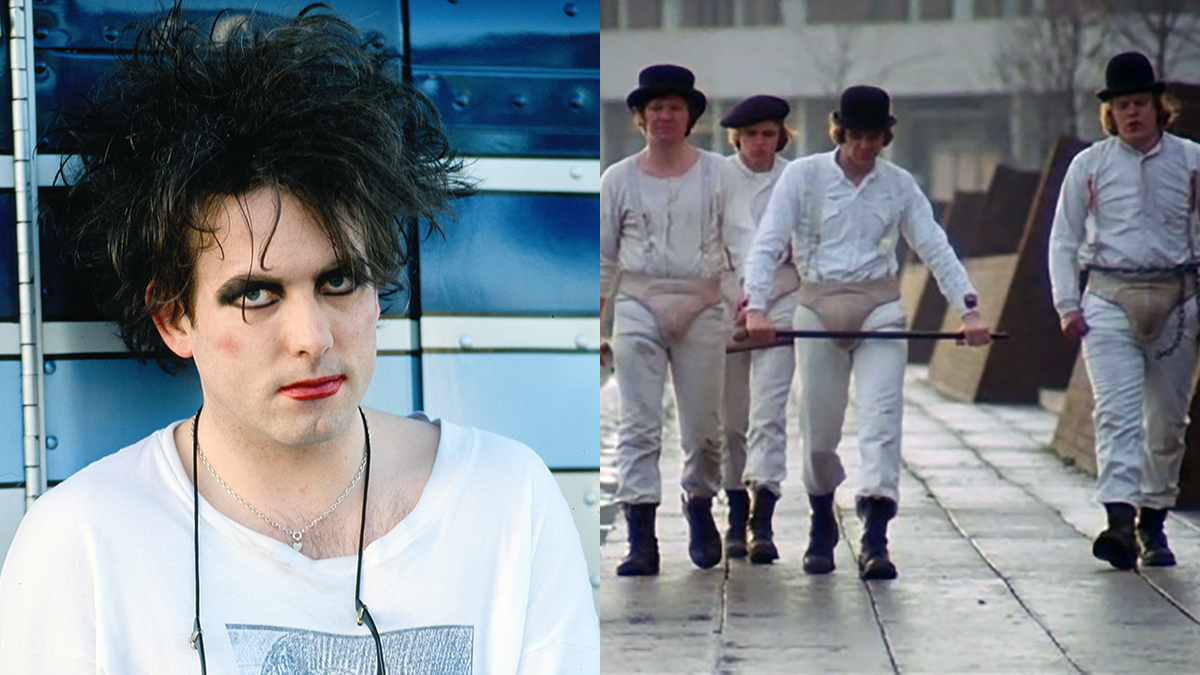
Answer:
[{"left": 726, "top": 121, "right": 793, "bottom": 152}]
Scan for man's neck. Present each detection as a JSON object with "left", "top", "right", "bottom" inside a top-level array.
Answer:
[
  {"left": 739, "top": 152, "right": 773, "bottom": 173},
  {"left": 835, "top": 148, "right": 873, "bottom": 186},
  {"left": 1124, "top": 129, "right": 1163, "bottom": 155},
  {"left": 640, "top": 140, "right": 698, "bottom": 178}
]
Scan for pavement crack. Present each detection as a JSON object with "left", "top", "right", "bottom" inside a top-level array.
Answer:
[{"left": 838, "top": 509, "right": 902, "bottom": 675}]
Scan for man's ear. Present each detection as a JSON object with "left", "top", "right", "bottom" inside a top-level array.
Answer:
[{"left": 148, "top": 285, "right": 194, "bottom": 359}]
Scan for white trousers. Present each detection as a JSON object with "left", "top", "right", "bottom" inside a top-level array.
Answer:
[
  {"left": 613, "top": 296, "right": 729, "bottom": 504},
  {"left": 722, "top": 290, "right": 798, "bottom": 496},
  {"left": 796, "top": 300, "right": 908, "bottom": 503},
  {"left": 1082, "top": 292, "right": 1199, "bottom": 509}
]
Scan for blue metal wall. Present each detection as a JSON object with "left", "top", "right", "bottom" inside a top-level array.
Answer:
[{"left": 1, "top": 1, "right": 600, "bottom": 574}]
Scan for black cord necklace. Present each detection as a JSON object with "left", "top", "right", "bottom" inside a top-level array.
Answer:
[{"left": 189, "top": 406, "right": 386, "bottom": 674}]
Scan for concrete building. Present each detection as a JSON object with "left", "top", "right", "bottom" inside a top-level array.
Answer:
[{"left": 601, "top": 0, "right": 1200, "bottom": 203}]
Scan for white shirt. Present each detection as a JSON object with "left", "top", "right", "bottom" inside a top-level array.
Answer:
[
  {"left": 1048, "top": 132, "right": 1200, "bottom": 317},
  {"left": 0, "top": 419, "right": 599, "bottom": 674},
  {"left": 600, "top": 149, "right": 754, "bottom": 297},
  {"left": 744, "top": 150, "right": 976, "bottom": 314}
]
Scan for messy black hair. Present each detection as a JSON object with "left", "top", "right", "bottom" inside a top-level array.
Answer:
[{"left": 53, "top": 4, "right": 470, "bottom": 373}]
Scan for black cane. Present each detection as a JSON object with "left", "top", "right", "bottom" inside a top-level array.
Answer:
[{"left": 727, "top": 328, "right": 1010, "bottom": 354}]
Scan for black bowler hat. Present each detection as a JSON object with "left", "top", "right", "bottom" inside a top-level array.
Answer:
[
  {"left": 720, "top": 95, "right": 790, "bottom": 128},
  {"left": 1096, "top": 51, "right": 1164, "bottom": 101},
  {"left": 832, "top": 85, "right": 896, "bottom": 131},
  {"left": 626, "top": 64, "right": 707, "bottom": 117}
]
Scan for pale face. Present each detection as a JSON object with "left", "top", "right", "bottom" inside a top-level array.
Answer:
[
  {"left": 737, "top": 120, "right": 782, "bottom": 172},
  {"left": 155, "top": 187, "right": 381, "bottom": 452},
  {"left": 840, "top": 128, "right": 885, "bottom": 175},
  {"left": 1110, "top": 92, "right": 1160, "bottom": 151},
  {"left": 640, "top": 95, "right": 690, "bottom": 144}
]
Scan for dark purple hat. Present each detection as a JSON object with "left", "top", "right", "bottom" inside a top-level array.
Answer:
[
  {"left": 720, "top": 95, "right": 790, "bottom": 128},
  {"left": 626, "top": 64, "right": 707, "bottom": 117},
  {"left": 832, "top": 85, "right": 896, "bottom": 131},
  {"left": 1096, "top": 51, "right": 1164, "bottom": 101}
]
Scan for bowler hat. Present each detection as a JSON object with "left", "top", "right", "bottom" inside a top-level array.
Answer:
[
  {"left": 720, "top": 95, "right": 790, "bottom": 128},
  {"left": 626, "top": 64, "right": 707, "bottom": 117},
  {"left": 1096, "top": 52, "right": 1164, "bottom": 101},
  {"left": 832, "top": 85, "right": 895, "bottom": 131}
]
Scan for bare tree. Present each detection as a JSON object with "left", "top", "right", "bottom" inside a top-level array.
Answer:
[
  {"left": 1098, "top": 0, "right": 1200, "bottom": 78},
  {"left": 996, "top": 0, "right": 1106, "bottom": 138}
]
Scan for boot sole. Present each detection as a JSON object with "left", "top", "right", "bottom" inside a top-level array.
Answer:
[
  {"left": 1093, "top": 533, "right": 1137, "bottom": 570},
  {"left": 1140, "top": 551, "right": 1176, "bottom": 567},
  {"left": 802, "top": 554, "right": 835, "bottom": 574},
  {"left": 858, "top": 558, "right": 897, "bottom": 580},
  {"left": 726, "top": 541, "right": 748, "bottom": 559},
  {"left": 616, "top": 560, "right": 660, "bottom": 576},
  {"left": 749, "top": 541, "right": 778, "bottom": 564}
]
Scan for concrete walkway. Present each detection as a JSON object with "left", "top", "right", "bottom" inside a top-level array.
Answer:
[{"left": 598, "top": 366, "right": 1200, "bottom": 674}]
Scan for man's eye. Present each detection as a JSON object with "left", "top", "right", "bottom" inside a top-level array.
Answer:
[
  {"left": 240, "top": 288, "right": 276, "bottom": 308},
  {"left": 323, "top": 274, "right": 356, "bottom": 294}
]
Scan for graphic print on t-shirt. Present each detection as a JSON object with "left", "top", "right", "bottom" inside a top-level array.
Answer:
[{"left": 227, "top": 624, "right": 473, "bottom": 674}]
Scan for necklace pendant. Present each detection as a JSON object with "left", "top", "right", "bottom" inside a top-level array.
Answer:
[{"left": 293, "top": 541, "right": 303, "bottom": 552}]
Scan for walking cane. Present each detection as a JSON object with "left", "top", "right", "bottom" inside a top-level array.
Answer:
[{"left": 727, "top": 328, "right": 1010, "bottom": 354}]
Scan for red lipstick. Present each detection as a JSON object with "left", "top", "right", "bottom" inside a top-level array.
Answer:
[{"left": 279, "top": 375, "right": 345, "bottom": 400}]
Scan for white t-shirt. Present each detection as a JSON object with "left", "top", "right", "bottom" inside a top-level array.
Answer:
[{"left": 0, "top": 417, "right": 599, "bottom": 674}]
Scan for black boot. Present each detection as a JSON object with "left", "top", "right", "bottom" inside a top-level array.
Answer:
[
  {"left": 1137, "top": 506, "right": 1176, "bottom": 567},
  {"left": 616, "top": 503, "right": 660, "bottom": 576},
  {"left": 856, "top": 496, "right": 897, "bottom": 580},
  {"left": 803, "top": 492, "right": 839, "bottom": 574},
  {"left": 725, "top": 489, "right": 750, "bottom": 559},
  {"left": 683, "top": 495, "right": 722, "bottom": 569},
  {"left": 1093, "top": 502, "right": 1138, "bottom": 571},
  {"left": 748, "top": 488, "right": 779, "bottom": 564}
]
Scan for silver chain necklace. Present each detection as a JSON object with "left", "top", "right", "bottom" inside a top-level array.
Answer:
[{"left": 192, "top": 416, "right": 368, "bottom": 552}]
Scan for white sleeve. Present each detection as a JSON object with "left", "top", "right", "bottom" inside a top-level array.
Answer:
[
  {"left": 600, "top": 164, "right": 622, "bottom": 298},
  {"left": 1048, "top": 152, "right": 1090, "bottom": 317},
  {"left": 517, "top": 462, "right": 600, "bottom": 674},
  {"left": 898, "top": 173, "right": 977, "bottom": 316},
  {"left": 744, "top": 161, "right": 802, "bottom": 311}
]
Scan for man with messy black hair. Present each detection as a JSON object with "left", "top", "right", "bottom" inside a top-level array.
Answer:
[{"left": 0, "top": 7, "right": 598, "bottom": 673}]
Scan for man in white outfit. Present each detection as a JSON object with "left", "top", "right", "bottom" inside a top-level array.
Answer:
[
  {"left": 601, "top": 65, "right": 753, "bottom": 574},
  {"left": 717, "top": 95, "right": 796, "bottom": 564},
  {"left": 744, "top": 86, "right": 991, "bottom": 580},
  {"left": 1048, "top": 51, "right": 1200, "bottom": 570}
]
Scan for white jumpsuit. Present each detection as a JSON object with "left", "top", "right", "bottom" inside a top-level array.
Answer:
[
  {"left": 1048, "top": 132, "right": 1200, "bottom": 509},
  {"left": 721, "top": 153, "right": 796, "bottom": 496},
  {"left": 743, "top": 151, "right": 977, "bottom": 503},
  {"left": 601, "top": 150, "right": 754, "bottom": 504}
]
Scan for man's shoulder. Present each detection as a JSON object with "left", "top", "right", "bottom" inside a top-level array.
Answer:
[
  {"left": 600, "top": 155, "right": 638, "bottom": 185},
  {"left": 28, "top": 427, "right": 173, "bottom": 512}
]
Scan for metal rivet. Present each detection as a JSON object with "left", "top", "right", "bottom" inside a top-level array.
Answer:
[
  {"left": 568, "top": 94, "right": 584, "bottom": 110},
  {"left": 34, "top": 26, "right": 48, "bottom": 40},
  {"left": 589, "top": 574, "right": 600, "bottom": 589},
  {"left": 459, "top": 335, "right": 474, "bottom": 349},
  {"left": 511, "top": 94, "right": 527, "bottom": 108},
  {"left": 583, "top": 491, "right": 598, "bottom": 506},
  {"left": 564, "top": 3, "right": 578, "bottom": 16},
  {"left": 575, "top": 334, "right": 589, "bottom": 350},
  {"left": 43, "top": 361, "right": 55, "bottom": 375},
  {"left": 569, "top": 166, "right": 584, "bottom": 180},
  {"left": 33, "top": 61, "right": 46, "bottom": 75},
  {"left": 453, "top": 93, "right": 470, "bottom": 109},
  {"left": 46, "top": 436, "right": 58, "bottom": 450},
  {"left": 103, "top": 27, "right": 119, "bottom": 43}
]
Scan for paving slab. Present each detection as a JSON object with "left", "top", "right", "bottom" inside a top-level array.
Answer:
[{"left": 599, "top": 366, "right": 1200, "bottom": 674}]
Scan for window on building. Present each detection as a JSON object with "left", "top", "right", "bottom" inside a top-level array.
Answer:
[
  {"left": 744, "top": 0, "right": 783, "bottom": 25},
  {"left": 628, "top": 0, "right": 664, "bottom": 29},
  {"left": 601, "top": 0, "right": 619, "bottom": 29},
  {"left": 809, "top": 0, "right": 910, "bottom": 23},
  {"left": 930, "top": 147, "right": 1001, "bottom": 203},
  {"left": 974, "top": 0, "right": 1033, "bottom": 18},
  {"left": 920, "top": 0, "right": 953, "bottom": 20},
  {"left": 682, "top": 0, "right": 735, "bottom": 27}
]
